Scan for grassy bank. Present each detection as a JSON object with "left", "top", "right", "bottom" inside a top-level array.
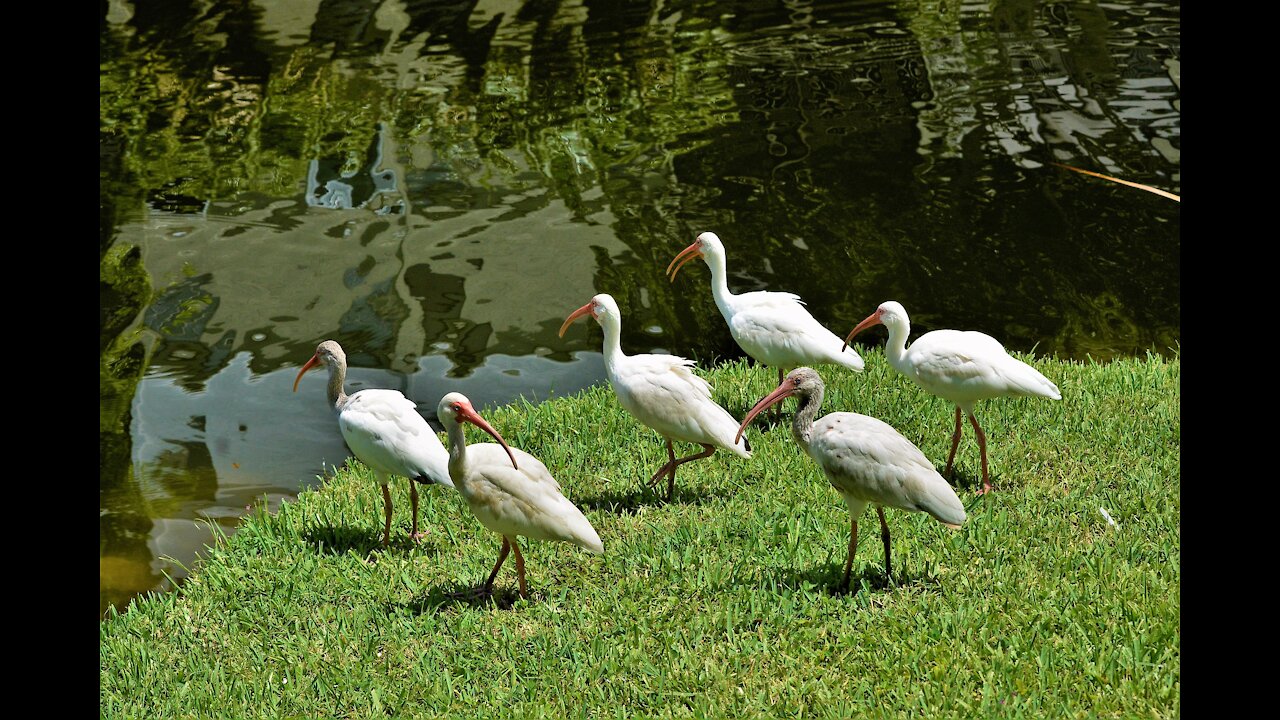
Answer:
[{"left": 100, "top": 350, "right": 1179, "bottom": 718}]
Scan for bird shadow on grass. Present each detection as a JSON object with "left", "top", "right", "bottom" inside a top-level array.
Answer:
[
  {"left": 575, "top": 483, "right": 736, "bottom": 515},
  {"left": 391, "top": 582, "right": 526, "bottom": 614},
  {"left": 937, "top": 466, "right": 1003, "bottom": 497},
  {"left": 742, "top": 561, "right": 944, "bottom": 598},
  {"left": 300, "top": 525, "right": 444, "bottom": 558}
]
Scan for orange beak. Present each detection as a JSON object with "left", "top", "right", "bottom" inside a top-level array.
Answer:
[
  {"left": 455, "top": 401, "right": 519, "bottom": 470},
  {"left": 666, "top": 241, "right": 703, "bottom": 281},
  {"left": 558, "top": 301, "right": 595, "bottom": 338},
  {"left": 734, "top": 377, "right": 798, "bottom": 444},
  {"left": 292, "top": 354, "right": 321, "bottom": 393},
  {"left": 841, "top": 309, "right": 883, "bottom": 353}
]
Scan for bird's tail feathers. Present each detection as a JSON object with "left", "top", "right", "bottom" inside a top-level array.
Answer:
[{"left": 415, "top": 473, "right": 456, "bottom": 490}]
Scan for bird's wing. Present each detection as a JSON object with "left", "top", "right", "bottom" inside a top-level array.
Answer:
[
  {"left": 909, "top": 330, "right": 1060, "bottom": 401},
  {"left": 614, "top": 354, "right": 711, "bottom": 402},
  {"left": 463, "top": 447, "right": 600, "bottom": 548},
  {"left": 735, "top": 289, "right": 805, "bottom": 309},
  {"left": 611, "top": 354, "right": 748, "bottom": 452},
  {"left": 727, "top": 296, "right": 854, "bottom": 366},
  {"left": 338, "top": 390, "right": 452, "bottom": 486},
  {"left": 808, "top": 413, "right": 964, "bottom": 525}
]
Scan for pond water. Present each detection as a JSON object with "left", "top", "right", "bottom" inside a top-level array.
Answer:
[{"left": 100, "top": 0, "right": 1179, "bottom": 618}]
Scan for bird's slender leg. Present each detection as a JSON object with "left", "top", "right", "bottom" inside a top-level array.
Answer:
[
  {"left": 511, "top": 537, "right": 528, "bottom": 599},
  {"left": 944, "top": 406, "right": 963, "bottom": 479},
  {"left": 877, "top": 506, "right": 892, "bottom": 584},
  {"left": 482, "top": 536, "right": 512, "bottom": 595},
  {"left": 843, "top": 517, "right": 860, "bottom": 591},
  {"left": 650, "top": 440, "right": 721, "bottom": 497},
  {"left": 380, "top": 484, "right": 394, "bottom": 547},
  {"left": 969, "top": 412, "right": 992, "bottom": 494},
  {"left": 409, "top": 482, "right": 426, "bottom": 541},
  {"left": 647, "top": 439, "right": 679, "bottom": 487},
  {"left": 774, "top": 367, "right": 785, "bottom": 422},
  {"left": 668, "top": 443, "right": 717, "bottom": 500}
]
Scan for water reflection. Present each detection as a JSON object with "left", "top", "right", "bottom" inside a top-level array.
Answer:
[{"left": 100, "top": 0, "right": 1178, "bottom": 617}]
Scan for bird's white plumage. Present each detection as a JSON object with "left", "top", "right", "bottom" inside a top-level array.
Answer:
[
  {"left": 736, "top": 367, "right": 964, "bottom": 587},
  {"left": 337, "top": 389, "right": 454, "bottom": 489},
  {"left": 610, "top": 355, "right": 750, "bottom": 455},
  {"left": 455, "top": 445, "right": 601, "bottom": 549},
  {"left": 294, "top": 340, "right": 453, "bottom": 546},
  {"left": 899, "top": 328, "right": 1061, "bottom": 414},
  {"left": 845, "top": 301, "right": 1061, "bottom": 494},
  {"left": 437, "top": 392, "right": 603, "bottom": 555},
  {"left": 572, "top": 293, "right": 749, "bottom": 457},
  {"left": 806, "top": 411, "right": 966, "bottom": 526},
  {"left": 672, "top": 232, "right": 864, "bottom": 373}
]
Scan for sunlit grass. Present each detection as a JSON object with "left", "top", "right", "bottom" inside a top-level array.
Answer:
[{"left": 100, "top": 350, "right": 1179, "bottom": 718}]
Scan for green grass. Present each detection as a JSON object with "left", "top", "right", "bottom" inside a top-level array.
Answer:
[{"left": 100, "top": 350, "right": 1179, "bottom": 718}]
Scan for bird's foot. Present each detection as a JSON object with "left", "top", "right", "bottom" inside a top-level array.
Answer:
[
  {"left": 975, "top": 484, "right": 993, "bottom": 496},
  {"left": 646, "top": 465, "right": 672, "bottom": 487},
  {"left": 409, "top": 531, "right": 429, "bottom": 542}
]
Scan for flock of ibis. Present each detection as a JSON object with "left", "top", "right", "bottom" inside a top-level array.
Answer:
[{"left": 294, "top": 231, "right": 1061, "bottom": 599}]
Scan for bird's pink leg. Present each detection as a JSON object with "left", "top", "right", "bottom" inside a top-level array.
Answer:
[
  {"left": 944, "top": 406, "right": 963, "bottom": 479},
  {"left": 409, "top": 482, "right": 426, "bottom": 541},
  {"left": 483, "top": 536, "right": 511, "bottom": 594},
  {"left": 843, "top": 517, "right": 860, "bottom": 590},
  {"left": 381, "top": 484, "right": 393, "bottom": 547},
  {"left": 775, "top": 367, "right": 785, "bottom": 422},
  {"left": 647, "top": 440, "right": 679, "bottom": 488},
  {"left": 670, "top": 443, "right": 717, "bottom": 500},
  {"left": 877, "top": 506, "right": 892, "bottom": 583},
  {"left": 969, "top": 413, "right": 992, "bottom": 494},
  {"left": 511, "top": 537, "right": 528, "bottom": 599},
  {"left": 645, "top": 440, "right": 716, "bottom": 497}
]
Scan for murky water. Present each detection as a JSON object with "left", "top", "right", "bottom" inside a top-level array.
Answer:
[{"left": 100, "top": 0, "right": 1179, "bottom": 617}]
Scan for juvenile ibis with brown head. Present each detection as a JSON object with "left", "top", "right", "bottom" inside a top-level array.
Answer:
[
  {"left": 293, "top": 340, "right": 454, "bottom": 547},
  {"left": 736, "top": 367, "right": 965, "bottom": 590}
]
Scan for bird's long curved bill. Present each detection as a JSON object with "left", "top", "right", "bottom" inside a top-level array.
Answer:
[
  {"left": 841, "top": 312, "right": 881, "bottom": 353},
  {"left": 292, "top": 355, "right": 320, "bottom": 393},
  {"left": 558, "top": 302, "right": 594, "bottom": 338},
  {"left": 666, "top": 241, "right": 702, "bottom": 281},
  {"left": 734, "top": 382, "right": 796, "bottom": 444},
  {"left": 457, "top": 406, "right": 519, "bottom": 470}
]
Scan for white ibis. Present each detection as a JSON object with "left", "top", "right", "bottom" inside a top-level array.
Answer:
[
  {"left": 735, "top": 367, "right": 965, "bottom": 589},
  {"left": 436, "top": 392, "right": 603, "bottom": 599},
  {"left": 559, "top": 293, "right": 752, "bottom": 500},
  {"left": 293, "top": 340, "right": 454, "bottom": 547},
  {"left": 667, "top": 231, "right": 864, "bottom": 418},
  {"left": 843, "top": 300, "right": 1062, "bottom": 494}
]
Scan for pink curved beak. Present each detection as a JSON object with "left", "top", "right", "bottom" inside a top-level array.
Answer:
[
  {"left": 292, "top": 354, "right": 320, "bottom": 393},
  {"left": 558, "top": 301, "right": 595, "bottom": 338},
  {"left": 734, "top": 378, "right": 798, "bottom": 444},
  {"left": 841, "top": 309, "right": 883, "bottom": 353},
  {"left": 666, "top": 241, "right": 703, "bottom": 281},
  {"left": 456, "top": 402, "right": 519, "bottom": 470}
]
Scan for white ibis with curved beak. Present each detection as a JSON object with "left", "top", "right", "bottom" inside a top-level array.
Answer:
[
  {"left": 559, "top": 293, "right": 752, "bottom": 500},
  {"left": 436, "top": 392, "right": 603, "bottom": 599},
  {"left": 293, "top": 340, "right": 454, "bottom": 547},
  {"left": 736, "top": 367, "right": 965, "bottom": 590},
  {"left": 843, "top": 300, "right": 1061, "bottom": 494},
  {"left": 667, "top": 231, "right": 864, "bottom": 418}
]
